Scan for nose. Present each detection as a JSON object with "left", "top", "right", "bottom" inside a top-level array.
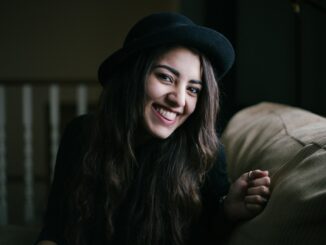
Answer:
[{"left": 167, "top": 86, "right": 186, "bottom": 107}]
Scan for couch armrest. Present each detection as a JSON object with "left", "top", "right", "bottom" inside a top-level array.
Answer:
[{"left": 222, "top": 102, "right": 326, "bottom": 245}]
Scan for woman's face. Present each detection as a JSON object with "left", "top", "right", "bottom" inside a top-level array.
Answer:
[{"left": 143, "top": 47, "right": 202, "bottom": 139}]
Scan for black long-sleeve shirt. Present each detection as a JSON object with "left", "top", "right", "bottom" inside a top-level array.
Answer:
[{"left": 35, "top": 114, "right": 231, "bottom": 245}]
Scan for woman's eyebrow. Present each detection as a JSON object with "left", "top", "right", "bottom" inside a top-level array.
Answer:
[
  {"left": 152, "top": 64, "right": 180, "bottom": 76},
  {"left": 189, "top": 79, "right": 202, "bottom": 85},
  {"left": 152, "top": 64, "right": 202, "bottom": 85}
]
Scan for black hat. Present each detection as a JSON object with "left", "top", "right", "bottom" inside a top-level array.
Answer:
[{"left": 98, "top": 12, "right": 235, "bottom": 85}]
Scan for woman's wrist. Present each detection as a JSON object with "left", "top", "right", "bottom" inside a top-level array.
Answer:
[{"left": 220, "top": 195, "right": 238, "bottom": 223}]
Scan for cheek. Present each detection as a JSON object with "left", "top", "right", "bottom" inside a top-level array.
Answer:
[{"left": 145, "top": 80, "right": 163, "bottom": 101}]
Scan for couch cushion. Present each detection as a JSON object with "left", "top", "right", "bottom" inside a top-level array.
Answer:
[{"left": 221, "top": 102, "right": 326, "bottom": 245}]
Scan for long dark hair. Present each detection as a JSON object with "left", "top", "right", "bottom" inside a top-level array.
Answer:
[{"left": 66, "top": 45, "right": 220, "bottom": 245}]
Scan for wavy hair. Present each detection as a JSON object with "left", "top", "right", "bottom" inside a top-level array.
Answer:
[{"left": 65, "top": 45, "right": 220, "bottom": 245}]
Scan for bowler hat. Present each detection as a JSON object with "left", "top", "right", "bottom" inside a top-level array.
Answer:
[{"left": 98, "top": 12, "right": 235, "bottom": 85}]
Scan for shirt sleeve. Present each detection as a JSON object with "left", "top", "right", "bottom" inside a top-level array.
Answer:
[
  {"left": 205, "top": 143, "right": 230, "bottom": 198},
  {"left": 34, "top": 114, "right": 93, "bottom": 245},
  {"left": 191, "top": 143, "right": 231, "bottom": 244}
]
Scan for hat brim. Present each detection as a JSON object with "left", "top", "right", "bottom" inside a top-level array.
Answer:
[{"left": 98, "top": 25, "right": 235, "bottom": 85}]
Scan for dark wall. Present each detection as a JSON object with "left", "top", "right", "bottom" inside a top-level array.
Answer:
[
  {"left": 0, "top": 1, "right": 179, "bottom": 81},
  {"left": 203, "top": 0, "right": 238, "bottom": 130},
  {"left": 202, "top": 0, "right": 326, "bottom": 127}
]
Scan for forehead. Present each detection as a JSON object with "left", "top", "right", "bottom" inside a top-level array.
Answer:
[
  {"left": 153, "top": 46, "right": 202, "bottom": 73},
  {"left": 155, "top": 46, "right": 200, "bottom": 60}
]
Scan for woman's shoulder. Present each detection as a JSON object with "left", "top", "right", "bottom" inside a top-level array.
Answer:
[
  {"left": 61, "top": 113, "right": 95, "bottom": 143},
  {"left": 56, "top": 113, "right": 96, "bottom": 167},
  {"left": 64, "top": 113, "right": 95, "bottom": 133}
]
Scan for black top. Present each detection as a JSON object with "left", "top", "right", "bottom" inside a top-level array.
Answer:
[{"left": 35, "top": 114, "right": 231, "bottom": 245}]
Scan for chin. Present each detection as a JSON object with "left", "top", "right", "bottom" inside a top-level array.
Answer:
[
  {"left": 152, "top": 132, "right": 172, "bottom": 140},
  {"left": 148, "top": 127, "right": 175, "bottom": 140}
]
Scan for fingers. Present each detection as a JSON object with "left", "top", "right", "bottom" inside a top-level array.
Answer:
[
  {"left": 246, "top": 169, "right": 270, "bottom": 186},
  {"left": 244, "top": 169, "right": 271, "bottom": 213},
  {"left": 248, "top": 169, "right": 269, "bottom": 180},
  {"left": 245, "top": 186, "right": 269, "bottom": 211},
  {"left": 245, "top": 194, "right": 267, "bottom": 214},
  {"left": 247, "top": 185, "right": 270, "bottom": 197},
  {"left": 241, "top": 169, "right": 268, "bottom": 182},
  {"left": 248, "top": 175, "right": 271, "bottom": 188},
  {"left": 245, "top": 194, "right": 268, "bottom": 204}
]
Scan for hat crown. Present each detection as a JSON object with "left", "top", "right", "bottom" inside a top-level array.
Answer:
[
  {"left": 123, "top": 12, "right": 194, "bottom": 47},
  {"left": 98, "top": 12, "right": 235, "bottom": 85}
]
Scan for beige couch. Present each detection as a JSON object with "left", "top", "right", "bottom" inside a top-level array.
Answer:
[{"left": 222, "top": 102, "right": 326, "bottom": 245}]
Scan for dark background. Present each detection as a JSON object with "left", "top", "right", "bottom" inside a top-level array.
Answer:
[
  {"left": 190, "top": 0, "right": 326, "bottom": 130},
  {"left": 1, "top": 0, "right": 325, "bottom": 118}
]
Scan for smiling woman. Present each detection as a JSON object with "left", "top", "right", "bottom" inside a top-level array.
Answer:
[
  {"left": 143, "top": 47, "right": 202, "bottom": 139},
  {"left": 35, "top": 12, "right": 271, "bottom": 245}
]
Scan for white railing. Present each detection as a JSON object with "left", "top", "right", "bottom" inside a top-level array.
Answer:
[
  {"left": 49, "top": 84, "right": 60, "bottom": 180},
  {"left": 22, "top": 85, "right": 34, "bottom": 224},
  {"left": 0, "top": 81, "right": 99, "bottom": 225}
]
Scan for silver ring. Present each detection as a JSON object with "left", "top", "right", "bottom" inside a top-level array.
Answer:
[{"left": 247, "top": 171, "right": 253, "bottom": 181}]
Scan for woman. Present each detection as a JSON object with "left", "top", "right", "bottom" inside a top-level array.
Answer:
[{"left": 36, "top": 12, "right": 270, "bottom": 245}]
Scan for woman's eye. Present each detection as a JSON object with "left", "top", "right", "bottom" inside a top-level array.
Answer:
[
  {"left": 157, "top": 73, "right": 173, "bottom": 83},
  {"left": 188, "top": 87, "right": 201, "bottom": 95}
]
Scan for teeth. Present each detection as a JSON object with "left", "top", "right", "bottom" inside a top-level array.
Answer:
[{"left": 156, "top": 106, "right": 177, "bottom": 120}]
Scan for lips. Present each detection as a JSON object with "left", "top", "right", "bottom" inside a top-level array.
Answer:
[{"left": 153, "top": 104, "right": 177, "bottom": 121}]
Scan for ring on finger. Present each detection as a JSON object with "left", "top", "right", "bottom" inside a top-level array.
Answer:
[{"left": 247, "top": 171, "right": 253, "bottom": 181}]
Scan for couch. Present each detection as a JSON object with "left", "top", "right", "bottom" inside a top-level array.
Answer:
[{"left": 222, "top": 102, "right": 326, "bottom": 245}]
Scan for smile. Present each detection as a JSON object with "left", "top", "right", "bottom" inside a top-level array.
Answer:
[{"left": 153, "top": 104, "right": 177, "bottom": 121}]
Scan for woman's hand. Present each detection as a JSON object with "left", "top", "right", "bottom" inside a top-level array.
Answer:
[{"left": 223, "top": 169, "right": 271, "bottom": 222}]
